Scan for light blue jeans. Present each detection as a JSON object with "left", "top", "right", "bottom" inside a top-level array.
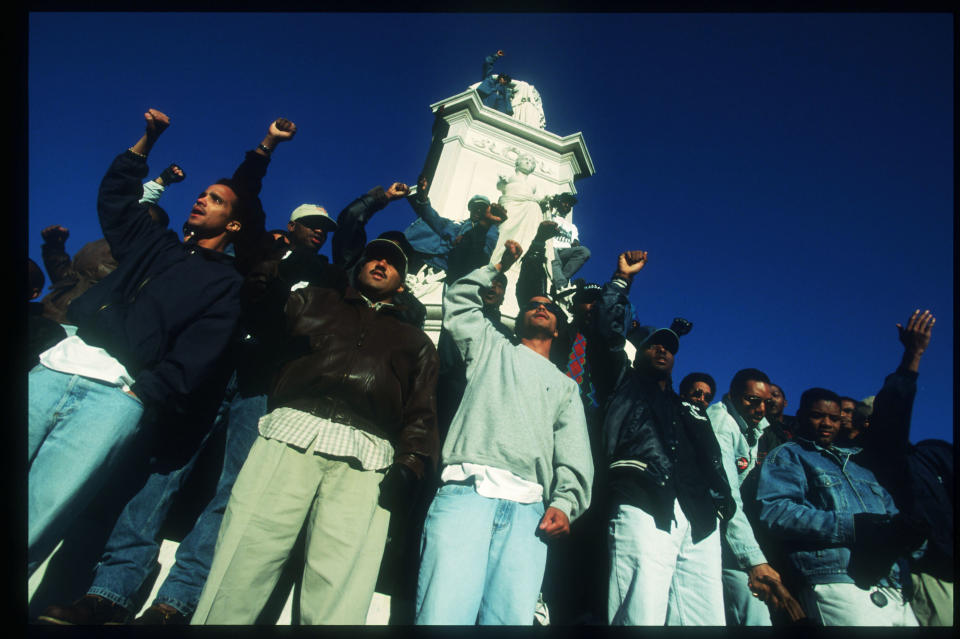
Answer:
[
  {"left": 722, "top": 565, "right": 772, "bottom": 625},
  {"left": 800, "top": 582, "right": 919, "bottom": 626},
  {"left": 29, "top": 366, "right": 145, "bottom": 576},
  {"left": 608, "top": 501, "right": 724, "bottom": 625},
  {"left": 415, "top": 483, "right": 548, "bottom": 625}
]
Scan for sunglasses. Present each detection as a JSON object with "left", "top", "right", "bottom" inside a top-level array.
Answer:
[
  {"left": 687, "top": 388, "right": 713, "bottom": 402},
  {"left": 742, "top": 395, "right": 773, "bottom": 408},
  {"left": 522, "top": 299, "right": 563, "bottom": 317}
]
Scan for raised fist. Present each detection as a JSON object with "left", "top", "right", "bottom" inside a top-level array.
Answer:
[
  {"left": 268, "top": 118, "right": 297, "bottom": 142},
  {"left": 159, "top": 164, "right": 185, "bottom": 186},
  {"left": 534, "top": 220, "right": 559, "bottom": 242},
  {"left": 385, "top": 182, "right": 410, "bottom": 200},
  {"left": 41, "top": 225, "right": 69, "bottom": 245},
  {"left": 499, "top": 239, "right": 523, "bottom": 271},
  {"left": 617, "top": 250, "right": 648, "bottom": 277},
  {"left": 144, "top": 109, "right": 170, "bottom": 139},
  {"left": 496, "top": 50, "right": 504, "bottom": 57}
]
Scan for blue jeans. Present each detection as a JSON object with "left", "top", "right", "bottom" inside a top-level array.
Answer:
[
  {"left": 415, "top": 483, "right": 548, "bottom": 625},
  {"left": 722, "top": 566, "right": 772, "bottom": 625},
  {"left": 29, "top": 367, "right": 145, "bottom": 576},
  {"left": 550, "top": 245, "right": 591, "bottom": 287},
  {"left": 87, "top": 375, "right": 265, "bottom": 616}
]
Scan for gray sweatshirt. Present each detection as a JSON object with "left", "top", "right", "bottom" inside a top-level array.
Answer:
[{"left": 441, "top": 265, "right": 594, "bottom": 521}]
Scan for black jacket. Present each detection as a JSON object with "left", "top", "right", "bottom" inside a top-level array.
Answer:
[
  {"left": 855, "top": 366, "right": 954, "bottom": 580},
  {"left": 597, "top": 278, "right": 735, "bottom": 535},
  {"left": 603, "top": 374, "right": 736, "bottom": 534},
  {"left": 67, "top": 150, "right": 242, "bottom": 419}
]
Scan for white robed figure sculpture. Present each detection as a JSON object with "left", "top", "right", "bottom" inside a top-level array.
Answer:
[{"left": 488, "top": 153, "right": 554, "bottom": 315}]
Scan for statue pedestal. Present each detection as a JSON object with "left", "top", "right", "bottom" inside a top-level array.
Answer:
[{"left": 408, "top": 88, "right": 595, "bottom": 342}]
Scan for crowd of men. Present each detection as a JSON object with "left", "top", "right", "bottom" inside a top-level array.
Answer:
[{"left": 26, "top": 105, "right": 952, "bottom": 627}]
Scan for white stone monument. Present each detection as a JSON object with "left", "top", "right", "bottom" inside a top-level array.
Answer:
[{"left": 406, "top": 79, "right": 595, "bottom": 342}]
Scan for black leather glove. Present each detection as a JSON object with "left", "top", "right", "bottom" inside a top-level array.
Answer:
[
  {"left": 160, "top": 163, "right": 186, "bottom": 185},
  {"left": 378, "top": 463, "right": 417, "bottom": 515}
]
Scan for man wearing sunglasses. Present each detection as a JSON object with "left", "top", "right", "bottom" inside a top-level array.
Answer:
[
  {"left": 679, "top": 373, "right": 717, "bottom": 411},
  {"left": 706, "top": 369, "right": 785, "bottom": 625},
  {"left": 415, "top": 240, "right": 593, "bottom": 625}
]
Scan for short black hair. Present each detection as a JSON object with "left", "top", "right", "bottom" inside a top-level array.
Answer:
[
  {"left": 797, "top": 387, "right": 841, "bottom": 416},
  {"left": 679, "top": 372, "right": 716, "bottom": 398},
  {"left": 838, "top": 396, "right": 857, "bottom": 406},
  {"left": 729, "top": 368, "right": 770, "bottom": 398},
  {"left": 215, "top": 177, "right": 265, "bottom": 274},
  {"left": 769, "top": 382, "right": 786, "bottom": 402},
  {"left": 491, "top": 272, "right": 508, "bottom": 287}
]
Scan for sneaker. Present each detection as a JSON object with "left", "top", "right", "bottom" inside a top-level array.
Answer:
[
  {"left": 132, "top": 603, "right": 189, "bottom": 625},
  {"left": 38, "top": 595, "right": 131, "bottom": 625}
]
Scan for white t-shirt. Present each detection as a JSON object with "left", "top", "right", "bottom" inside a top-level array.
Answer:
[
  {"left": 39, "top": 335, "right": 135, "bottom": 392},
  {"left": 551, "top": 215, "right": 579, "bottom": 250},
  {"left": 441, "top": 462, "right": 544, "bottom": 504}
]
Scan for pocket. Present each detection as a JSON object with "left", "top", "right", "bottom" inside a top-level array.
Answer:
[{"left": 121, "top": 388, "right": 143, "bottom": 407}]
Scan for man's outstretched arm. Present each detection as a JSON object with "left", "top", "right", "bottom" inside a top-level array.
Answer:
[
  {"left": 865, "top": 309, "right": 936, "bottom": 452},
  {"left": 332, "top": 181, "right": 408, "bottom": 269}
]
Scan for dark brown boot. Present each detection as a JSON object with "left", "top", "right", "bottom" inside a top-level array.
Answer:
[
  {"left": 132, "top": 603, "right": 189, "bottom": 625},
  {"left": 37, "top": 594, "right": 131, "bottom": 625}
]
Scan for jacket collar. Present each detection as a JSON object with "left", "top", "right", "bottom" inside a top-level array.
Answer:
[
  {"left": 795, "top": 436, "right": 862, "bottom": 458},
  {"left": 345, "top": 287, "right": 399, "bottom": 313},
  {"left": 722, "top": 394, "right": 768, "bottom": 437},
  {"left": 186, "top": 241, "right": 236, "bottom": 266}
]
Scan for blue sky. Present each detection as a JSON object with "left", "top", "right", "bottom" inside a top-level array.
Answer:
[{"left": 27, "top": 12, "right": 953, "bottom": 442}]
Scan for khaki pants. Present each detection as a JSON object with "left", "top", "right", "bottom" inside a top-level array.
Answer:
[
  {"left": 910, "top": 572, "right": 953, "bottom": 626},
  {"left": 191, "top": 436, "right": 390, "bottom": 624}
]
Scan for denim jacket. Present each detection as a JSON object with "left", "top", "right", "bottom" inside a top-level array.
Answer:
[
  {"left": 402, "top": 195, "right": 498, "bottom": 273},
  {"left": 756, "top": 438, "right": 899, "bottom": 586},
  {"left": 477, "top": 53, "right": 514, "bottom": 116},
  {"left": 707, "top": 397, "right": 769, "bottom": 569}
]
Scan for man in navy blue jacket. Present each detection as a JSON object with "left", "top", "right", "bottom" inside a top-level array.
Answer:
[{"left": 29, "top": 109, "right": 256, "bottom": 585}]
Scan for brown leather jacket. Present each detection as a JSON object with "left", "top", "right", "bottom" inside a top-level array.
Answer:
[{"left": 270, "top": 285, "right": 439, "bottom": 479}]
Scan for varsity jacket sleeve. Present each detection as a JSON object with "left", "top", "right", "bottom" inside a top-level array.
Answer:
[
  {"left": 756, "top": 444, "right": 856, "bottom": 546},
  {"left": 332, "top": 186, "right": 390, "bottom": 269},
  {"left": 593, "top": 277, "right": 634, "bottom": 389},
  {"left": 549, "top": 386, "right": 595, "bottom": 522},
  {"left": 709, "top": 405, "right": 768, "bottom": 568}
]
